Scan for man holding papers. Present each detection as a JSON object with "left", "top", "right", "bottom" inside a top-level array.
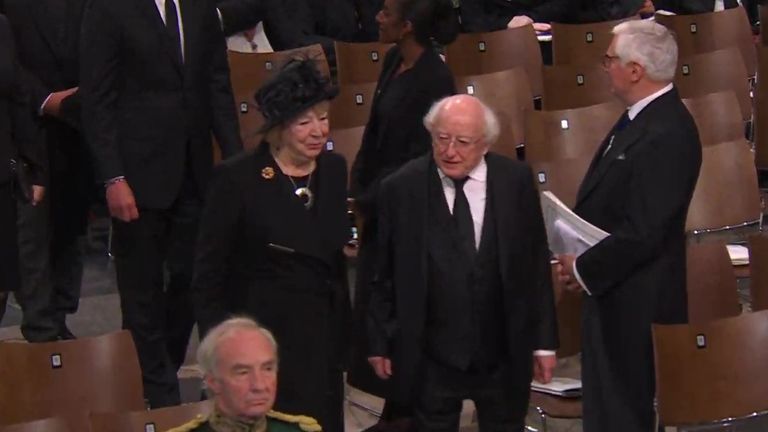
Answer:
[{"left": 556, "top": 20, "right": 701, "bottom": 432}]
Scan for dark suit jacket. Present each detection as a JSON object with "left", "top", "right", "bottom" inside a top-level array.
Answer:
[
  {"left": 216, "top": 0, "right": 265, "bottom": 36},
  {"left": 367, "top": 153, "right": 558, "bottom": 403},
  {"left": 80, "top": 0, "right": 242, "bottom": 209},
  {"left": 574, "top": 88, "right": 701, "bottom": 427},
  {"left": 460, "top": 0, "right": 573, "bottom": 31},
  {"left": 574, "top": 0, "right": 643, "bottom": 22},
  {"left": 350, "top": 46, "right": 456, "bottom": 216},
  {"left": 0, "top": 14, "right": 43, "bottom": 185},
  {"left": 652, "top": 0, "right": 737, "bottom": 13}
]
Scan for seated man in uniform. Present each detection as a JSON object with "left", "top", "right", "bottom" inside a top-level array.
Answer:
[{"left": 169, "top": 317, "right": 322, "bottom": 432}]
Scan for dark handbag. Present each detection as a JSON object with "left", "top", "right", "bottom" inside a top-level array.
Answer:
[{"left": 10, "top": 157, "right": 33, "bottom": 203}]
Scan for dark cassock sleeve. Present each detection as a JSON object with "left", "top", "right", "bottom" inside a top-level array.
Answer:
[{"left": 216, "top": 0, "right": 267, "bottom": 36}]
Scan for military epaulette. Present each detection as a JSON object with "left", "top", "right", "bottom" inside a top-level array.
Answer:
[
  {"left": 267, "top": 410, "right": 322, "bottom": 431},
  {"left": 165, "top": 413, "right": 209, "bottom": 432}
]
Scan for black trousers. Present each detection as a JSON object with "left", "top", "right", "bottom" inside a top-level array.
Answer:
[
  {"left": 111, "top": 176, "right": 200, "bottom": 408},
  {"left": 413, "top": 358, "right": 528, "bottom": 432},
  {"left": 0, "top": 182, "right": 19, "bottom": 296}
]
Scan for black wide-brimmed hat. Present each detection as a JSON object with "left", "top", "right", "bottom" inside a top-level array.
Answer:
[{"left": 254, "top": 58, "right": 338, "bottom": 133}]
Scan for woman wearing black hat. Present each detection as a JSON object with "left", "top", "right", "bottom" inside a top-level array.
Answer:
[{"left": 192, "top": 59, "right": 350, "bottom": 431}]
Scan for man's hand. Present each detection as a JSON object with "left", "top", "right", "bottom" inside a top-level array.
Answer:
[
  {"left": 533, "top": 354, "right": 557, "bottom": 384},
  {"left": 507, "top": 15, "right": 533, "bottom": 28},
  {"left": 30, "top": 185, "right": 45, "bottom": 206},
  {"left": 106, "top": 181, "right": 139, "bottom": 222},
  {"left": 368, "top": 356, "right": 393, "bottom": 380},
  {"left": 555, "top": 254, "right": 583, "bottom": 292},
  {"left": 42, "top": 87, "right": 78, "bottom": 118},
  {"left": 533, "top": 22, "right": 552, "bottom": 32}
]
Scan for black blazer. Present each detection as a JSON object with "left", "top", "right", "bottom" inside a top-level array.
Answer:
[
  {"left": 350, "top": 46, "right": 456, "bottom": 217},
  {"left": 193, "top": 147, "right": 350, "bottom": 334},
  {"left": 652, "top": 0, "right": 737, "bottom": 13},
  {"left": 574, "top": 0, "right": 643, "bottom": 22},
  {"left": 0, "top": 14, "right": 43, "bottom": 185},
  {"left": 80, "top": 0, "right": 242, "bottom": 209},
  {"left": 367, "top": 153, "right": 558, "bottom": 403},
  {"left": 460, "top": 0, "right": 573, "bottom": 31},
  {"left": 574, "top": 88, "right": 701, "bottom": 427}
]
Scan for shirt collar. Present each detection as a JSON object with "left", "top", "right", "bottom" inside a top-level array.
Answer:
[
  {"left": 627, "top": 83, "right": 674, "bottom": 120},
  {"left": 437, "top": 156, "right": 488, "bottom": 185}
]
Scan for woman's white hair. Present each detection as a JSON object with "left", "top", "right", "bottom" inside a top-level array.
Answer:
[
  {"left": 423, "top": 95, "right": 501, "bottom": 145},
  {"left": 612, "top": 20, "right": 678, "bottom": 82},
  {"left": 197, "top": 316, "right": 279, "bottom": 378}
]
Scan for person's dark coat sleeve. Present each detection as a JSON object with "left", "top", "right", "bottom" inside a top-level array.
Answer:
[{"left": 216, "top": 0, "right": 266, "bottom": 36}]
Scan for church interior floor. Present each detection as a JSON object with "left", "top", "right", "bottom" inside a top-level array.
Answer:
[{"left": 1, "top": 226, "right": 767, "bottom": 431}]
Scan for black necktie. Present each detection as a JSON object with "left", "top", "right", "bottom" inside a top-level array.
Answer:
[
  {"left": 452, "top": 177, "right": 476, "bottom": 257},
  {"left": 602, "top": 111, "right": 630, "bottom": 158},
  {"left": 165, "top": 0, "right": 183, "bottom": 63}
]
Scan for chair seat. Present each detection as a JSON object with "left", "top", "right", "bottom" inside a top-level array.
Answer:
[{"left": 529, "top": 391, "right": 583, "bottom": 418}]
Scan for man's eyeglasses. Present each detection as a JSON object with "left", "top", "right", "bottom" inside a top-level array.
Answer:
[
  {"left": 602, "top": 54, "right": 621, "bottom": 68},
  {"left": 433, "top": 133, "right": 482, "bottom": 150}
]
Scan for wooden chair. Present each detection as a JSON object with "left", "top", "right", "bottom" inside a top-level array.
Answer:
[
  {"left": 326, "top": 126, "right": 365, "bottom": 182},
  {"left": 328, "top": 82, "right": 377, "bottom": 130},
  {"left": 89, "top": 400, "right": 214, "bottom": 432},
  {"left": 0, "top": 418, "right": 70, "bottom": 432},
  {"left": 681, "top": 91, "right": 746, "bottom": 147},
  {"left": 455, "top": 68, "right": 534, "bottom": 159},
  {"left": 0, "top": 330, "right": 145, "bottom": 429},
  {"left": 753, "top": 44, "right": 768, "bottom": 169},
  {"left": 747, "top": 233, "right": 768, "bottom": 312},
  {"left": 655, "top": 6, "right": 757, "bottom": 77},
  {"left": 529, "top": 155, "right": 594, "bottom": 209},
  {"left": 445, "top": 26, "right": 543, "bottom": 96},
  {"left": 228, "top": 45, "right": 329, "bottom": 150},
  {"left": 550, "top": 18, "right": 633, "bottom": 66},
  {"left": 524, "top": 101, "right": 624, "bottom": 163},
  {"left": 334, "top": 41, "right": 393, "bottom": 85},
  {"left": 685, "top": 240, "right": 742, "bottom": 324},
  {"left": 652, "top": 310, "right": 768, "bottom": 427},
  {"left": 675, "top": 48, "right": 751, "bottom": 122},
  {"left": 541, "top": 63, "right": 613, "bottom": 110},
  {"left": 686, "top": 139, "right": 762, "bottom": 236}
]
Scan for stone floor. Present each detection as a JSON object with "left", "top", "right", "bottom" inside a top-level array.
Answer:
[{"left": 2, "top": 224, "right": 767, "bottom": 431}]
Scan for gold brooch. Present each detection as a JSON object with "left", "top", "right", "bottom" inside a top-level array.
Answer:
[{"left": 261, "top": 167, "right": 275, "bottom": 180}]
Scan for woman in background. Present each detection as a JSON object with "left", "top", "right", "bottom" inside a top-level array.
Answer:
[{"left": 348, "top": 0, "right": 460, "bottom": 428}]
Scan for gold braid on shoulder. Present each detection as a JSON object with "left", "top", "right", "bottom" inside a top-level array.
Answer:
[
  {"left": 266, "top": 410, "right": 322, "bottom": 432},
  {"left": 165, "top": 414, "right": 209, "bottom": 432}
]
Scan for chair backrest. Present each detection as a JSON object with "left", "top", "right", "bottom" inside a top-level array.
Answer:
[
  {"left": 541, "top": 63, "right": 613, "bottom": 110},
  {"left": 455, "top": 68, "right": 533, "bottom": 159},
  {"left": 686, "top": 139, "right": 761, "bottom": 234},
  {"left": 675, "top": 48, "right": 751, "bottom": 122},
  {"left": 524, "top": 101, "right": 624, "bottom": 163},
  {"left": 747, "top": 233, "right": 768, "bottom": 312},
  {"left": 228, "top": 45, "right": 329, "bottom": 150},
  {"left": 753, "top": 44, "right": 768, "bottom": 169},
  {"left": 550, "top": 18, "right": 632, "bottom": 66},
  {"left": 653, "top": 310, "right": 768, "bottom": 426},
  {"left": 89, "top": 400, "right": 214, "bottom": 432},
  {"left": 445, "top": 26, "right": 543, "bottom": 96},
  {"left": 334, "top": 41, "right": 394, "bottom": 85},
  {"left": 685, "top": 240, "right": 741, "bottom": 324},
  {"left": 329, "top": 82, "right": 377, "bottom": 130},
  {"left": 326, "top": 126, "right": 366, "bottom": 182},
  {"left": 0, "top": 330, "right": 145, "bottom": 428},
  {"left": 655, "top": 6, "right": 757, "bottom": 77},
  {"left": 529, "top": 154, "right": 594, "bottom": 209},
  {"left": 681, "top": 91, "right": 746, "bottom": 147},
  {"left": 0, "top": 418, "right": 71, "bottom": 432}
]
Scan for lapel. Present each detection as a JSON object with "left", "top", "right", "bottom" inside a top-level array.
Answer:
[
  {"left": 486, "top": 154, "right": 513, "bottom": 284},
  {"left": 426, "top": 160, "right": 460, "bottom": 264},
  {"left": 33, "top": 0, "right": 66, "bottom": 63},
  {"left": 135, "top": 0, "right": 183, "bottom": 76},
  {"left": 410, "top": 156, "right": 431, "bottom": 294}
]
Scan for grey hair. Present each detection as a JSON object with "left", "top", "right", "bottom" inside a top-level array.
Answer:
[
  {"left": 423, "top": 95, "right": 501, "bottom": 145},
  {"left": 612, "top": 20, "right": 678, "bottom": 82},
  {"left": 197, "top": 316, "right": 279, "bottom": 378}
]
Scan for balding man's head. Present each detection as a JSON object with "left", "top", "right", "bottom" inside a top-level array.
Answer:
[{"left": 424, "top": 95, "right": 498, "bottom": 179}]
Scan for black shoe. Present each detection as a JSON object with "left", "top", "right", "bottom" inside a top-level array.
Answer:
[{"left": 58, "top": 325, "right": 76, "bottom": 340}]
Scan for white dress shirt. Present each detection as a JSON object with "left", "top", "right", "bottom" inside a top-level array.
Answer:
[
  {"left": 573, "top": 83, "right": 674, "bottom": 295},
  {"left": 437, "top": 158, "right": 554, "bottom": 357},
  {"left": 154, "top": 0, "right": 185, "bottom": 60}
]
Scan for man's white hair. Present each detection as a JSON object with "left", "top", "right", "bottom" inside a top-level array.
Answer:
[
  {"left": 197, "top": 316, "right": 278, "bottom": 378},
  {"left": 423, "top": 95, "right": 501, "bottom": 145},
  {"left": 612, "top": 20, "right": 678, "bottom": 82}
]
